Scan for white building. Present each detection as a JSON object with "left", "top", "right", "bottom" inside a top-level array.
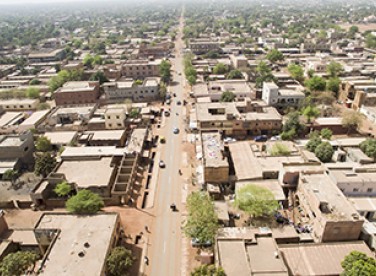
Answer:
[{"left": 262, "top": 81, "right": 305, "bottom": 110}]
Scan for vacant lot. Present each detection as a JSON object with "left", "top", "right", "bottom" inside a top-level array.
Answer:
[{"left": 340, "top": 23, "right": 376, "bottom": 32}]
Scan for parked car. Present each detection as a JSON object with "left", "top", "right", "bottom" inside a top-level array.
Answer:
[
  {"left": 177, "top": 100, "right": 182, "bottom": 105},
  {"left": 159, "top": 161, "right": 166, "bottom": 168},
  {"left": 164, "top": 110, "right": 170, "bottom": 116},
  {"left": 191, "top": 238, "right": 212, "bottom": 248},
  {"left": 166, "top": 99, "right": 171, "bottom": 105},
  {"left": 160, "top": 136, "right": 166, "bottom": 143},
  {"left": 254, "top": 135, "right": 267, "bottom": 142},
  {"left": 173, "top": 127, "right": 179, "bottom": 134}
]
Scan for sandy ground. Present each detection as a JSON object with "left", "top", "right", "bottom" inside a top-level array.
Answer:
[{"left": 339, "top": 23, "right": 376, "bottom": 32}]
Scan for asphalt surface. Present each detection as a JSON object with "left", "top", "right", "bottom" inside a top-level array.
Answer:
[{"left": 148, "top": 13, "right": 186, "bottom": 276}]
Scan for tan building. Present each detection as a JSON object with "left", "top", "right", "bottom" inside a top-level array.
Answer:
[
  {"left": 54, "top": 81, "right": 100, "bottom": 106},
  {"left": 103, "top": 77, "right": 160, "bottom": 103},
  {"left": 121, "top": 59, "right": 161, "bottom": 79},
  {"left": 338, "top": 77, "right": 376, "bottom": 110},
  {"left": 0, "top": 98, "right": 39, "bottom": 111},
  {"left": 201, "top": 132, "right": 229, "bottom": 183},
  {"left": 297, "top": 173, "right": 364, "bottom": 242},
  {"left": 105, "top": 106, "right": 127, "bottom": 129},
  {"left": 189, "top": 39, "right": 220, "bottom": 54},
  {"left": 34, "top": 213, "right": 121, "bottom": 276},
  {"left": 195, "top": 100, "right": 282, "bottom": 136},
  {"left": 28, "top": 48, "right": 65, "bottom": 63}
]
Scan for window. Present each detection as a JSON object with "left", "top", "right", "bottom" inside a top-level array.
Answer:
[
  {"left": 117, "top": 123, "right": 122, "bottom": 127},
  {"left": 353, "top": 188, "right": 359, "bottom": 192},
  {"left": 108, "top": 124, "right": 112, "bottom": 127},
  {"left": 107, "top": 116, "right": 111, "bottom": 119},
  {"left": 116, "top": 116, "right": 119, "bottom": 119},
  {"left": 367, "top": 188, "right": 373, "bottom": 193}
]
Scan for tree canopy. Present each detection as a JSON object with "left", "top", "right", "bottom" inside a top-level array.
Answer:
[
  {"left": 360, "top": 139, "right": 376, "bottom": 160},
  {"left": 191, "top": 265, "right": 226, "bottom": 276},
  {"left": 327, "top": 61, "right": 343, "bottom": 78},
  {"left": 306, "top": 135, "right": 322, "bottom": 152},
  {"left": 0, "top": 251, "right": 38, "bottom": 276},
  {"left": 304, "top": 76, "right": 326, "bottom": 91},
  {"left": 287, "top": 63, "right": 304, "bottom": 82},
  {"left": 234, "top": 184, "right": 279, "bottom": 217},
  {"left": 159, "top": 59, "right": 172, "bottom": 83},
  {"left": 320, "top": 128, "right": 332, "bottom": 140},
  {"left": 54, "top": 181, "right": 73, "bottom": 197},
  {"left": 270, "top": 142, "right": 291, "bottom": 156},
  {"left": 48, "top": 69, "right": 83, "bottom": 92},
  {"left": 66, "top": 189, "right": 104, "bottom": 214},
  {"left": 220, "top": 91, "right": 236, "bottom": 102},
  {"left": 255, "top": 61, "right": 275, "bottom": 87},
  {"left": 89, "top": 71, "right": 109, "bottom": 84},
  {"left": 302, "top": 105, "right": 320, "bottom": 123},
  {"left": 281, "top": 111, "right": 305, "bottom": 140},
  {"left": 35, "top": 136, "right": 52, "bottom": 152},
  {"left": 34, "top": 153, "right": 56, "bottom": 177},
  {"left": 314, "top": 141, "right": 334, "bottom": 162},
  {"left": 342, "top": 110, "right": 363, "bottom": 134},
  {"left": 106, "top": 247, "right": 134, "bottom": 276},
  {"left": 1, "top": 169, "right": 18, "bottom": 182},
  {"left": 184, "top": 192, "right": 218, "bottom": 244},
  {"left": 227, "top": 69, "right": 243, "bottom": 79},
  {"left": 213, "top": 63, "right": 228, "bottom": 74},
  {"left": 341, "top": 251, "right": 376, "bottom": 276},
  {"left": 266, "top": 49, "right": 284, "bottom": 62}
]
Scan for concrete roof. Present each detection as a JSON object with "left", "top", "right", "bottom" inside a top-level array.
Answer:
[
  {"left": 228, "top": 142, "right": 263, "bottom": 180},
  {"left": 87, "top": 130, "right": 125, "bottom": 141},
  {"left": 58, "top": 81, "right": 98, "bottom": 93},
  {"left": 0, "top": 98, "right": 38, "bottom": 105},
  {"left": 61, "top": 146, "right": 126, "bottom": 159},
  {"left": 43, "top": 131, "right": 76, "bottom": 145},
  {"left": 247, "top": 237, "right": 288, "bottom": 276},
  {"left": 280, "top": 242, "right": 374, "bottom": 276},
  {"left": 217, "top": 240, "right": 251, "bottom": 276},
  {"left": 126, "top": 128, "right": 147, "bottom": 153},
  {"left": 56, "top": 157, "right": 114, "bottom": 188},
  {"left": 202, "top": 132, "right": 228, "bottom": 168},
  {"left": 314, "top": 117, "right": 343, "bottom": 125},
  {"left": 349, "top": 197, "right": 376, "bottom": 212},
  {"left": 19, "top": 110, "right": 50, "bottom": 126},
  {"left": 0, "top": 112, "right": 24, "bottom": 127},
  {"left": 35, "top": 213, "right": 118, "bottom": 276}
]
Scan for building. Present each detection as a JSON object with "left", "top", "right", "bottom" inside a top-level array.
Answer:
[
  {"left": 18, "top": 110, "right": 50, "bottom": 132},
  {"left": 34, "top": 213, "right": 121, "bottom": 276},
  {"left": 297, "top": 173, "right": 364, "bottom": 242},
  {"left": 78, "top": 130, "right": 127, "bottom": 147},
  {"left": 188, "top": 39, "right": 220, "bottom": 54},
  {"left": 105, "top": 106, "right": 127, "bottom": 129},
  {"left": 300, "top": 42, "right": 331, "bottom": 53},
  {"left": 201, "top": 132, "right": 229, "bottom": 183},
  {"left": 262, "top": 82, "right": 305, "bottom": 110},
  {"left": 0, "top": 131, "right": 34, "bottom": 174},
  {"left": 0, "top": 98, "right": 39, "bottom": 111},
  {"left": 229, "top": 55, "right": 248, "bottom": 69},
  {"left": 54, "top": 81, "right": 100, "bottom": 106},
  {"left": 121, "top": 59, "right": 161, "bottom": 79},
  {"left": 192, "top": 80, "right": 253, "bottom": 102},
  {"left": 28, "top": 48, "right": 65, "bottom": 63},
  {"left": 338, "top": 77, "right": 376, "bottom": 110},
  {"left": 280, "top": 241, "right": 374, "bottom": 276},
  {"left": 138, "top": 41, "right": 170, "bottom": 58},
  {"left": 312, "top": 117, "right": 348, "bottom": 135},
  {"left": 195, "top": 100, "right": 282, "bottom": 136},
  {"left": 103, "top": 77, "right": 160, "bottom": 102}
]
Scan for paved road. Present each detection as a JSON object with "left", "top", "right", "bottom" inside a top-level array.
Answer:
[{"left": 148, "top": 11, "right": 186, "bottom": 276}]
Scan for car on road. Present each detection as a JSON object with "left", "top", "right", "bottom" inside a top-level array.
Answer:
[
  {"left": 191, "top": 238, "right": 212, "bottom": 248},
  {"left": 177, "top": 100, "right": 182, "bottom": 105},
  {"left": 160, "top": 136, "right": 166, "bottom": 143},
  {"left": 165, "top": 94, "right": 171, "bottom": 100},
  {"left": 173, "top": 93, "right": 177, "bottom": 97},
  {"left": 173, "top": 127, "right": 179, "bottom": 134},
  {"left": 166, "top": 99, "right": 171, "bottom": 105},
  {"left": 254, "top": 135, "right": 268, "bottom": 142},
  {"left": 164, "top": 110, "right": 170, "bottom": 116},
  {"left": 159, "top": 161, "right": 166, "bottom": 168}
]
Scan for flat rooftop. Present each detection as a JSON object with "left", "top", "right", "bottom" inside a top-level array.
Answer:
[
  {"left": 61, "top": 146, "right": 126, "bottom": 159},
  {"left": 0, "top": 136, "right": 23, "bottom": 147},
  {"left": 86, "top": 130, "right": 125, "bottom": 141},
  {"left": 217, "top": 240, "right": 251, "bottom": 276},
  {"left": 19, "top": 110, "right": 50, "bottom": 126},
  {"left": 43, "top": 131, "right": 77, "bottom": 145},
  {"left": 35, "top": 213, "right": 118, "bottom": 276},
  {"left": 202, "top": 132, "right": 228, "bottom": 168},
  {"left": 0, "top": 112, "right": 24, "bottom": 127},
  {"left": 56, "top": 157, "right": 114, "bottom": 188},
  {"left": 280, "top": 242, "right": 374, "bottom": 276},
  {"left": 58, "top": 81, "right": 97, "bottom": 93}
]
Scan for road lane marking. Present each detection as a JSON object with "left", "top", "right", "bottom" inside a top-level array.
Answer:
[{"left": 163, "top": 241, "right": 166, "bottom": 253}]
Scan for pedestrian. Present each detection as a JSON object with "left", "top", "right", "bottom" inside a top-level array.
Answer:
[
  {"left": 145, "top": 225, "right": 149, "bottom": 232},
  {"left": 144, "top": 256, "right": 149, "bottom": 265}
]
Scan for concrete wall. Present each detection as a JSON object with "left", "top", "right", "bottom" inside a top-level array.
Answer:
[
  {"left": 204, "top": 166, "right": 229, "bottom": 183},
  {"left": 321, "top": 220, "right": 364, "bottom": 242}
]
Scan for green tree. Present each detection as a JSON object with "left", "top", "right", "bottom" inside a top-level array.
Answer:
[
  {"left": 184, "top": 192, "right": 218, "bottom": 244},
  {"left": 106, "top": 247, "right": 134, "bottom": 276},
  {"left": 348, "top": 26, "right": 359, "bottom": 38},
  {"left": 35, "top": 136, "right": 52, "bottom": 152},
  {"left": 365, "top": 34, "right": 376, "bottom": 49},
  {"left": 191, "top": 265, "right": 226, "bottom": 276},
  {"left": 34, "top": 153, "right": 56, "bottom": 177},
  {"left": 326, "top": 77, "right": 341, "bottom": 95},
  {"left": 266, "top": 49, "right": 284, "bottom": 62},
  {"left": 255, "top": 61, "right": 275, "bottom": 88},
  {"left": 159, "top": 60, "right": 172, "bottom": 83},
  {"left": 89, "top": 71, "right": 109, "bottom": 84},
  {"left": 29, "top": 79, "right": 41, "bottom": 85},
  {"left": 220, "top": 91, "right": 236, "bottom": 102},
  {"left": 187, "top": 75, "right": 197, "bottom": 86},
  {"left": 341, "top": 251, "right": 376, "bottom": 276},
  {"left": 327, "top": 61, "right": 343, "bottom": 78},
  {"left": 304, "top": 76, "right": 326, "bottom": 91},
  {"left": 303, "top": 105, "right": 320, "bottom": 123},
  {"left": 213, "top": 63, "right": 228, "bottom": 74},
  {"left": 26, "top": 87, "right": 40, "bottom": 99},
  {"left": 282, "top": 111, "right": 305, "bottom": 139},
  {"left": 314, "top": 141, "right": 334, "bottom": 162},
  {"left": 227, "top": 69, "right": 243, "bottom": 79},
  {"left": 270, "top": 143, "right": 291, "bottom": 156},
  {"left": 234, "top": 184, "right": 279, "bottom": 217},
  {"left": 320, "top": 128, "right": 333, "bottom": 140},
  {"left": 360, "top": 139, "right": 376, "bottom": 160},
  {"left": 306, "top": 135, "right": 322, "bottom": 152},
  {"left": 287, "top": 63, "right": 304, "bottom": 82},
  {"left": 37, "top": 103, "right": 50, "bottom": 110},
  {"left": 0, "top": 251, "right": 38, "bottom": 276},
  {"left": 129, "top": 108, "right": 139, "bottom": 118},
  {"left": 93, "top": 55, "right": 103, "bottom": 65},
  {"left": 48, "top": 69, "right": 83, "bottom": 92},
  {"left": 83, "top": 54, "right": 94, "bottom": 68},
  {"left": 342, "top": 110, "right": 363, "bottom": 134},
  {"left": 66, "top": 189, "right": 104, "bottom": 214},
  {"left": 2, "top": 169, "right": 19, "bottom": 183},
  {"left": 54, "top": 181, "right": 73, "bottom": 197}
]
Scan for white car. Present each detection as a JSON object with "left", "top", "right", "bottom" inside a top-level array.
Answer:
[
  {"left": 173, "top": 127, "right": 179, "bottom": 134},
  {"left": 159, "top": 161, "right": 166, "bottom": 168}
]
